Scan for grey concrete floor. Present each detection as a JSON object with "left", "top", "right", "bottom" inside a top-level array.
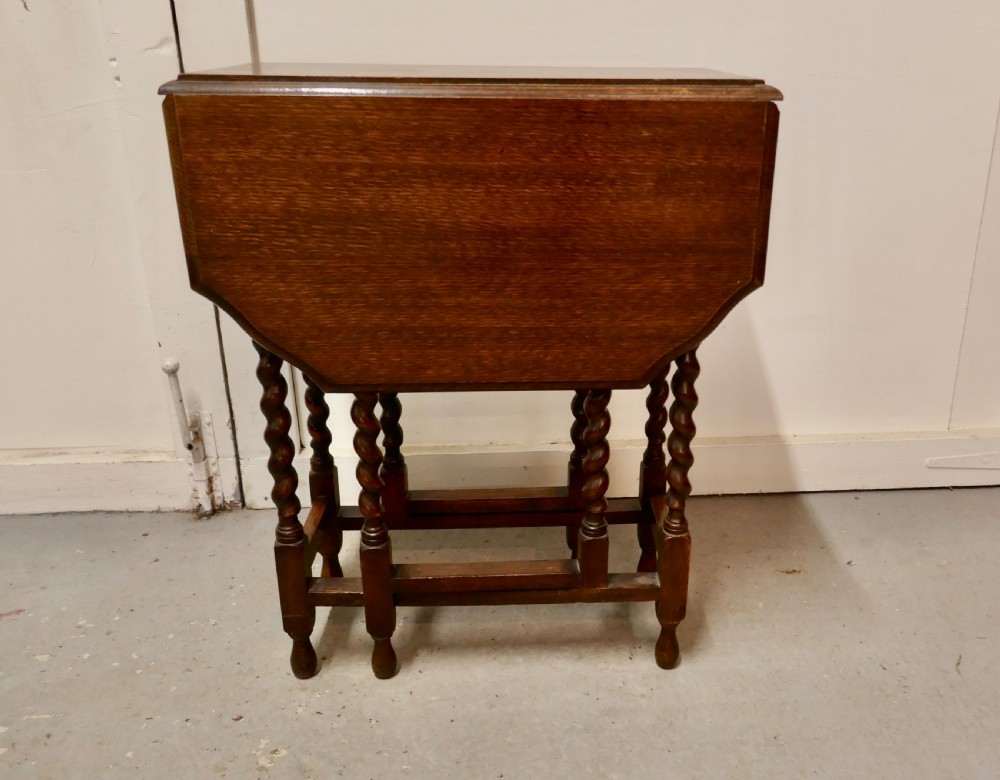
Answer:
[{"left": 1, "top": 488, "right": 998, "bottom": 779}]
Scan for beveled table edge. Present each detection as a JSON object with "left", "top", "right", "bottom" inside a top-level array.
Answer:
[{"left": 160, "top": 64, "right": 782, "bottom": 101}]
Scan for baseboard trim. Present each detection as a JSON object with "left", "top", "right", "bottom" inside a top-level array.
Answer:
[
  {"left": 0, "top": 450, "right": 194, "bottom": 515},
  {"left": 239, "top": 431, "right": 1000, "bottom": 510},
  {"left": 4, "top": 433, "right": 996, "bottom": 514}
]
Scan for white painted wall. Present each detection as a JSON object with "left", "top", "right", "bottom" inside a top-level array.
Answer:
[
  {"left": 952, "top": 105, "right": 1000, "bottom": 431},
  {"left": 3, "top": 1, "right": 999, "bottom": 513},
  {"left": 0, "top": 1, "right": 238, "bottom": 513},
  {"left": 0, "top": 1, "right": 172, "bottom": 452}
]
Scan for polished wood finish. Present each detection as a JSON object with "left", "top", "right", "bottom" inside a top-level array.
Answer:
[
  {"left": 577, "top": 390, "right": 612, "bottom": 588},
  {"left": 655, "top": 350, "right": 700, "bottom": 669},
  {"left": 352, "top": 392, "right": 398, "bottom": 678},
  {"left": 165, "top": 63, "right": 782, "bottom": 103},
  {"left": 337, "top": 497, "right": 643, "bottom": 531},
  {"left": 565, "top": 389, "right": 588, "bottom": 556},
  {"left": 254, "top": 344, "right": 316, "bottom": 679},
  {"left": 378, "top": 392, "right": 407, "bottom": 521},
  {"left": 161, "top": 72, "right": 779, "bottom": 392},
  {"left": 309, "top": 572, "right": 659, "bottom": 608},
  {"left": 393, "top": 560, "right": 580, "bottom": 594},
  {"left": 638, "top": 366, "right": 670, "bottom": 573},
  {"left": 301, "top": 499, "right": 326, "bottom": 543},
  {"left": 162, "top": 65, "right": 780, "bottom": 678},
  {"left": 406, "top": 486, "right": 569, "bottom": 515},
  {"left": 303, "top": 374, "right": 343, "bottom": 578}
]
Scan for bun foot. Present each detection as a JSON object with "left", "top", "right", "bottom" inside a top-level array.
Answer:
[
  {"left": 655, "top": 626, "right": 680, "bottom": 670},
  {"left": 371, "top": 637, "right": 399, "bottom": 679},
  {"left": 290, "top": 636, "right": 318, "bottom": 679}
]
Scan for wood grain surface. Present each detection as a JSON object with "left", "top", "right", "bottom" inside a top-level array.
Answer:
[{"left": 164, "top": 84, "right": 779, "bottom": 391}]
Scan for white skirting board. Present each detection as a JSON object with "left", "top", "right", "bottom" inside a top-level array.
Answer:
[
  {"left": 3, "top": 432, "right": 998, "bottom": 515},
  {"left": 239, "top": 431, "right": 1000, "bottom": 511},
  {"left": 0, "top": 450, "right": 194, "bottom": 515}
]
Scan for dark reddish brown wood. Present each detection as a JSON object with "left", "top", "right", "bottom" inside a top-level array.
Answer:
[
  {"left": 402, "top": 574, "right": 658, "bottom": 606},
  {"left": 577, "top": 390, "right": 611, "bottom": 588},
  {"left": 301, "top": 499, "right": 325, "bottom": 575},
  {"left": 308, "top": 572, "right": 659, "bottom": 608},
  {"left": 392, "top": 560, "right": 579, "bottom": 593},
  {"left": 565, "top": 389, "right": 588, "bottom": 557},
  {"left": 408, "top": 486, "right": 569, "bottom": 514},
  {"left": 638, "top": 367, "right": 670, "bottom": 572},
  {"left": 567, "top": 389, "right": 589, "bottom": 505},
  {"left": 302, "top": 499, "right": 325, "bottom": 542},
  {"left": 303, "top": 374, "right": 343, "bottom": 577},
  {"left": 655, "top": 349, "right": 699, "bottom": 670},
  {"left": 753, "top": 103, "right": 781, "bottom": 282},
  {"left": 316, "top": 524, "right": 343, "bottom": 578},
  {"left": 378, "top": 392, "right": 408, "bottom": 520},
  {"left": 161, "top": 76, "right": 780, "bottom": 392},
  {"left": 337, "top": 497, "right": 643, "bottom": 530},
  {"left": 303, "top": 374, "right": 336, "bottom": 501},
  {"left": 307, "top": 577, "right": 365, "bottom": 606},
  {"left": 352, "top": 392, "right": 398, "bottom": 679},
  {"left": 255, "top": 343, "right": 317, "bottom": 679}
]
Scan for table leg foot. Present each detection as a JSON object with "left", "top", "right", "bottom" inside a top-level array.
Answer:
[
  {"left": 290, "top": 635, "right": 318, "bottom": 679},
  {"left": 371, "top": 637, "right": 399, "bottom": 679},
  {"left": 654, "top": 626, "right": 680, "bottom": 670}
]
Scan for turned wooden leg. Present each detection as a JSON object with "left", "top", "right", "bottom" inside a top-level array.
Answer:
[
  {"left": 255, "top": 344, "right": 317, "bottom": 679},
  {"left": 565, "top": 389, "right": 588, "bottom": 558},
  {"left": 638, "top": 367, "right": 669, "bottom": 573},
  {"left": 655, "top": 349, "right": 699, "bottom": 670},
  {"left": 304, "top": 374, "right": 343, "bottom": 578},
  {"left": 379, "top": 392, "right": 408, "bottom": 522},
  {"left": 577, "top": 389, "right": 611, "bottom": 588},
  {"left": 353, "top": 393, "right": 398, "bottom": 679}
]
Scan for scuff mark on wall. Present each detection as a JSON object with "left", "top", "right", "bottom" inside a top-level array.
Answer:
[
  {"left": 28, "top": 98, "right": 115, "bottom": 122},
  {"left": 143, "top": 37, "right": 175, "bottom": 56}
]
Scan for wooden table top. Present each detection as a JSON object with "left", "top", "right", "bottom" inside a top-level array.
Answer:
[{"left": 162, "top": 66, "right": 781, "bottom": 392}]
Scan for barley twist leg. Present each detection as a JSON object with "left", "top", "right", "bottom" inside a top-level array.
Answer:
[
  {"left": 565, "top": 389, "right": 588, "bottom": 557},
  {"left": 353, "top": 392, "right": 398, "bottom": 679},
  {"left": 638, "top": 367, "right": 670, "bottom": 572},
  {"left": 378, "top": 392, "right": 408, "bottom": 521},
  {"left": 255, "top": 344, "right": 316, "bottom": 679},
  {"left": 578, "top": 389, "right": 611, "bottom": 588},
  {"left": 655, "top": 349, "right": 699, "bottom": 670}
]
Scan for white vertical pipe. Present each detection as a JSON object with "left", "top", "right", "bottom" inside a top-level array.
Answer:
[
  {"left": 162, "top": 358, "right": 192, "bottom": 451},
  {"left": 163, "top": 358, "right": 215, "bottom": 515}
]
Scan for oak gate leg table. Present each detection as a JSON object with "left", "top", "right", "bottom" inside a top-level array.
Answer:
[{"left": 160, "top": 64, "right": 781, "bottom": 679}]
